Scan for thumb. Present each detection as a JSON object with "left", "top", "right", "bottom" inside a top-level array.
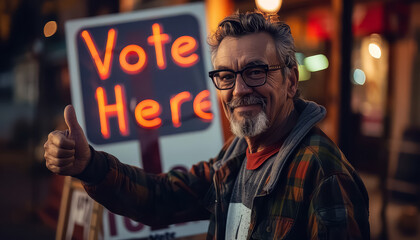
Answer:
[
  {"left": 64, "top": 105, "right": 82, "bottom": 136},
  {"left": 63, "top": 105, "right": 91, "bottom": 175}
]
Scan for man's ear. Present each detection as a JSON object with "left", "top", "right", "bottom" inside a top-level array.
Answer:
[{"left": 286, "top": 65, "right": 299, "bottom": 98}]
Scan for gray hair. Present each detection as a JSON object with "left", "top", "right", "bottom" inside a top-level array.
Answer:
[{"left": 208, "top": 11, "right": 298, "bottom": 80}]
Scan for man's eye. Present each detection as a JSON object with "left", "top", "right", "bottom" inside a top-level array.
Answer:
[
  {"left": 246, "top": 68, "right": 265, "bottom": 78},
  {"left": 218, "top": 72, "right": 235, "bottom": 81}
]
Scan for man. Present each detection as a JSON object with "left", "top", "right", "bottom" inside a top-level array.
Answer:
[{"left": 45, "top": 12, "right": 370, "bottom": 239}]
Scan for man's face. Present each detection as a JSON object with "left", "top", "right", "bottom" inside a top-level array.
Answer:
[{"left": 213, "top": 32, "right": 296, "bottom": 138}]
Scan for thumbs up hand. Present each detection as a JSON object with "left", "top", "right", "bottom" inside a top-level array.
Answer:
[{"left": 44, "top": 105, "right": 91, "bottom": 176}]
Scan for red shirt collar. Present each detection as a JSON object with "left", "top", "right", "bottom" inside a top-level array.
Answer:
[{"left": 246, "top": 142, "right": 283, "bottom": 170}]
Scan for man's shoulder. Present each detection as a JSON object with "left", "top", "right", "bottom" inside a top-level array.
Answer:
[
  {"left": 216, "top": 135, "right": 247, "bottom": 160},
  {"left": 293, "top": 127, "right": 355, "bottom": 177}
]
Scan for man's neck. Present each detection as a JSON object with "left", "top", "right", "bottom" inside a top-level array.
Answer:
[{"left": 245, "top": 107, "right": 298, "bottom": 153}]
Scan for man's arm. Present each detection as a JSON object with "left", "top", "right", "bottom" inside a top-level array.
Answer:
[
  {"left": 78, "top": 148, "right": 214, "bottom": 225},
  {"left": 44, "top": 105, "right": 214, "bottom": 225}
]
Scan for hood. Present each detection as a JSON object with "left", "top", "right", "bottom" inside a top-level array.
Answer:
[{"left": 264, "top": 99, "right": 326, "bottom": 193}]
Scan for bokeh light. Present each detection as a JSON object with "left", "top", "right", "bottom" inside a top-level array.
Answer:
[
  {"left": 303, "top": 54, "right": 329, "bottom": 72},
  {"left": 298, "top": 65, "right": 311, "bottom": 81},
  {"left": 255, "top": 0, "right": 283, "bottom": 13},
  {"left": 353, "top": 69, "right": 366, "bottom": 85},
  {"left": 43, "top": 21, "right": 57, "bottom": 37},
  {"left": 368, "top": 43, "right": 381, "bottom": 59}
]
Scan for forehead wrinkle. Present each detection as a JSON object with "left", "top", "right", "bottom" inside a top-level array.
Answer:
[
  {"left": 215, "top": 60, "right": 267, "bottom": 71},
  {"left": 214, "top": 65, "right": 233, "bottom": 70},
  {"left": 244, "top": 60, "right": 266, "bottom": 67},
  {"left": 214, "top": 33, "right": 276, "bottom": 70}
]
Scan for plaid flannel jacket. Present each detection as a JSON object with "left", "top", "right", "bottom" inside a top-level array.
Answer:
[
  {"left": 78, "top": 101, "right": 370, "bottom": 239},
  {"left": 79, "top": 127, "right": 369, "bottom": 239}
]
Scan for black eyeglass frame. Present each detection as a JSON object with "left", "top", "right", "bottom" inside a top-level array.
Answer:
[{"left": 208, "top": 64, "right": 284, "bottom": 90}]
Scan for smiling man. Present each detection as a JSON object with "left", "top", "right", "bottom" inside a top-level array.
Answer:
[
  {"left": 44, "top": 12, "right": 370, "bottom": 239},
  {"left": 211, "top": 32, "right": 298, "bottom": 150}
]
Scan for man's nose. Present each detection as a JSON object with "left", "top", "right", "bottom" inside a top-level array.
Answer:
[{"left": 233, "top": 75, "right": 253, "bottom": 96}]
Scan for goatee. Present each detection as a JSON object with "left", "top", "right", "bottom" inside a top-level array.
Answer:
[{"left": 227, "top": 95, "right": 269, "bottom": 138}]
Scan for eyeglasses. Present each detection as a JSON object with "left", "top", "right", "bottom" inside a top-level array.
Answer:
[{"left": 208, "top": 64, "right": 284, "bottom": 90}]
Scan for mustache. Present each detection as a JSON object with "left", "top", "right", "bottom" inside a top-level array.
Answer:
[{"left": 227, "top": 95, "right": 266, "bottom": 111}]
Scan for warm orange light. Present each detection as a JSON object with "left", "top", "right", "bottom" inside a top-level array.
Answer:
[
  {"left": 44, "top": 21, "right": 57, "bottom": 37},
  {"left": 114, "top": 85, "right": 129, "bottom": 136},
  {"left": 147, "top": 23, "right": 170, "bottom": 70},
  {"left": 95, "top": 85, "right": 129, "bottom": 139},
  {"left": 81, "top": 29, "right": 116, "bottom": 80},
  {"left": 193, "top": 90, "right": 213, "bottom": 121},
  {"left": 255, "top": 0, "right": 282, "bottom": 14},
  {"left": 134, "top": 99, "right": 162, "bottom": 129},
  {"left": 171, "top": 36, "right": 199, "bottom": 68},
  {"left": 170, "top": 91, "right": 192, "bottom": 128},
  {"left": 119, "top": 44, "right": 147, "bottom": 74}
]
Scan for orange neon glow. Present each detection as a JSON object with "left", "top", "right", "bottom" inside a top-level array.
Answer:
[
  {"left": 81, "top": 29, "right": 116, "bottom": 80},
  {"left": 119, "top": 44, "right": 147, "bottom": 74},
  {"left": 147, "top": 23, "right": 170, "bottom": 70},
  {"left": 171, "top": 36, "right": 199, "bottom": 68},
  {"left": 193, "top": 90, "right": 213, "bottom": 121},
  {"left": 95, "top": 85, "right": 129, "bottom": 139},
  {"left": 170, "top": 91, "right": 192, "bottom": 128},
  {"left": 134, "top": 99, "right": 162, "bottom": 129}
]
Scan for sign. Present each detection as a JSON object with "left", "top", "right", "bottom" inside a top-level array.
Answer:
[
  {"left": 56, "top": 177, "right": 102, "bottom": 240},
  {"left": 65, "top": 3, "right": 223, "bottom": 239},
  {"left": 65, "top": 188, "right": 95, "bottom": 240},
  {"left": 77, "top": 14, "right": 211, "bottom": 145}
]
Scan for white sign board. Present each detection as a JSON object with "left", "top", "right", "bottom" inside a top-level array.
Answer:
[{"left": 65, "top": 3, "right": 223, "bottom": 239}]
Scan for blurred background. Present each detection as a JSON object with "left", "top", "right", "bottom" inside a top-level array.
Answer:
[{"left": 0, "top": 0, "right": 420, "bottom": 239}]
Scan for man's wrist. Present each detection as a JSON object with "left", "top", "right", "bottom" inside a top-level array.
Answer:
[{"left": 74, "top": 145, "right": 109, "bottom": 185}]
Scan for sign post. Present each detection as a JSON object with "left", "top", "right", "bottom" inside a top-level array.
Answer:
[{"left": 64, "top": 3, "right": 223, "bottom": 239}]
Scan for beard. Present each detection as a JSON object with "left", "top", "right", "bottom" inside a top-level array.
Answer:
[{"left": 227, "top": 95, "right": 269, "bottom": 138}]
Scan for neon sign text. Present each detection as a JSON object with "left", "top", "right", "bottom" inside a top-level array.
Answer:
[
  {"left": 81, "top": 24, "right": 199, "bottom": 81},
  {"left": 95, "top": 85, "right": 129, "bottom": 139},
  {"left": 95, "top": 87, "right": 213, "bottom": 139},
  {"left": 79, "top": 18, "right": 212, "bottom": 143}
]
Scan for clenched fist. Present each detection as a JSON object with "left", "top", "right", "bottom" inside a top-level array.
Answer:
[{"left": 44, "top": 105, "right": 91, "bottom": 176}]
